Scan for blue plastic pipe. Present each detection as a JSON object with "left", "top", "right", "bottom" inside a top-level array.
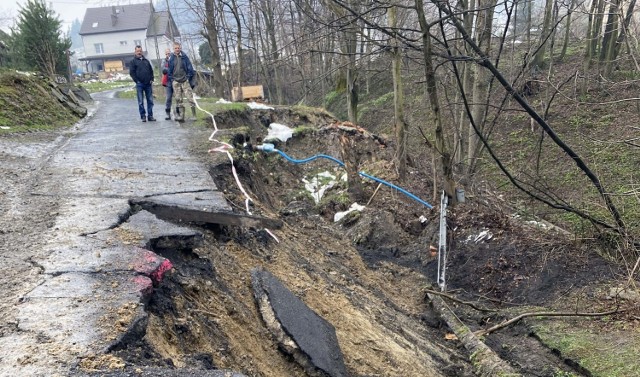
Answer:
[
  {"left": 357, "top": 171, "right": 433, "bottom": 209},
  {"left": 257, "top": 143, "right": 433, "bottom": 209}
]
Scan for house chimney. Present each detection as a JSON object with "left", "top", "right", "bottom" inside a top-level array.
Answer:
[{"left": 111, "top": 6, "right": 117, "bottom": 26}]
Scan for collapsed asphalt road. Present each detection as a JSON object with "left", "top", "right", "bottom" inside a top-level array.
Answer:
[
  {"left": 0, "top": 90, "right": 386, "bottom": 377},
  {"left": 0, "top": 91, "right": 257, "bottom": 375},
  {"left": 1, "top": 90, "right": 478, "bottom": 377}
]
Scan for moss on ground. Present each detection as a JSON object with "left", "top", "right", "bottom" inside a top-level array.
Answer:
[
  {"left": 532, "top": 317, "right": 640, "bottom": 377},
  {"left": 0, "top": 71, "right": 81, "bottom": 134}
]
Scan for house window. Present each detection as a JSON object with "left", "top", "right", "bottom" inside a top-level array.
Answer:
[
  {"left": 94, "top": 43, "right": 104, "bottom": 54},
  {"left": 134, "top": 40, "right": 141, "bottom": 47},
  {"left": 119, "top": 41, "right": 127, "bottom": 46}
]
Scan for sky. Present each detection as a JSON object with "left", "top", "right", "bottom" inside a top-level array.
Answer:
[{"left": 1, "top": 0, "right": 149, "bottom": 33}]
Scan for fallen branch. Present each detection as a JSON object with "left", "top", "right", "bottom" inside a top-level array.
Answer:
[
  {"left": 366, "top": 183, "right": 382, "bottom": 206},
  {"left": 475, "top": 306, "right": 624, "bottom": 338},
  {"left": 424, "top": 288, "right": 497, "bottom": 312}
]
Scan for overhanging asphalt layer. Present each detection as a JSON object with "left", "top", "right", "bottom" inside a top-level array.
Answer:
[
  {"left": 251, "top": 268, "right": 349, "bottom": 377},
  {"left": 132, "top": 191, "right": 283, "bottom": 229}
]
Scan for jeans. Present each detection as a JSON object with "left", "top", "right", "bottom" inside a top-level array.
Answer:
[
  {"left": 136, "top": 82, "right": 154, "bottom": 118},
  {"left": 165, "top": 85, "right": 173, "bottom": 113}
]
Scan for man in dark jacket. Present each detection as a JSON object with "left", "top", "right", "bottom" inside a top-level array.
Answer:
[
  {"left": 167, "top": 41, "right": 196, "bottom": 120},
  {"left": 129, "top": 45, "right": 155, "bottom": 122}
]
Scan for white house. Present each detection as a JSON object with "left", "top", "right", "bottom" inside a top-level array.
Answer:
[{"left": 78, "top": 3, "right": 179, "bottom": 73}]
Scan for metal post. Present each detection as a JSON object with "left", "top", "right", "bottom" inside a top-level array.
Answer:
[{"left": 437, "top": 190, "right": 448, "bottom": 291}]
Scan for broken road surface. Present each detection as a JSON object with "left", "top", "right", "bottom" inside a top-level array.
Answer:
[{"left": 0, "top": 91, "right": 275, "bottom": 375}]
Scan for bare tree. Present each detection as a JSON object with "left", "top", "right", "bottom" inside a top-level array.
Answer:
[
  {"left": 600, "top": 0, "right": 620, "bottom": 76},
  {"left": 532, "top": 0, "right": 554, "bottom": 68},
  {"left": 433, "top": 0, "right": 626, "bottom": 232},
  {"left": 203, "top": 0, "right": 225, "bottom": 98},
  {"left": 467, "top": 0, "right": 498, "bottom": 175},
  {"left": 390, "top": 5, "right": 408, "bottom": 180},
  {"left": 416, "top": 0, "right": 457, "bottom": 201}
]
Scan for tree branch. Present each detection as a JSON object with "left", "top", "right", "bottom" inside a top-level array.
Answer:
[{"left": 475, "top": 306, "right": 626, "bottom": 337}]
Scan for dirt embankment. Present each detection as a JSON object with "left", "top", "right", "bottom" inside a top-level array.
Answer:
[
  {"left": 2, "top": 102, "right": 636, "bottom": 377},
  {"left": 96, "top": 106, "right": 632, "bottom": 377}
]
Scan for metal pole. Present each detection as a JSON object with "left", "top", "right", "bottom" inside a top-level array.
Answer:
[{"left": 437, "top": 190, "right": 448, "bottom": 291}]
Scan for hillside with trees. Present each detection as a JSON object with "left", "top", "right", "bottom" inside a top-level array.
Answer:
[{"left": 140, "top": 0, "right": 640, "bottom": 251}]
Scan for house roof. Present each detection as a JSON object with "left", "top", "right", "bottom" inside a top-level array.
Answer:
[
  {"left": 147, "top": 11, "right": 180, "bottom": 39},
  {"left": 79, "top": 3, "right": 176, "bottom": 36}
]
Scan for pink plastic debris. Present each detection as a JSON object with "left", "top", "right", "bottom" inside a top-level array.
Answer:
[
  {"left": 133, "top": 275, "right": 153, "bottom": 296},
  {"left": 150, "top": 259, "right": 173, "bottom": 285},
  {"left": 130, "top": 248, "right": 173, "bottom": 286}
]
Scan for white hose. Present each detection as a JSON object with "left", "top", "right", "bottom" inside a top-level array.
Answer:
[{"left": 192, "top": 94, "right": 279, "bottom": 242}]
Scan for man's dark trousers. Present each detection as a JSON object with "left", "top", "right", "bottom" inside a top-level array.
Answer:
[
  {"left": 136, "top": 82, "right": 154, "bottom": 119},
  {"left": 165, "top": 85, "right": 173, "bottom": 114}
]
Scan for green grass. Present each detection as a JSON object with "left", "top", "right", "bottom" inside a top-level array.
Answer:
[
  {"left": 370, "top": 92, "right": 394, "bottom": 107},
  {"left": 612, "top": 70, "right": 640, "bottom": 80},
  {"left": 293, "top": 125, "right": 316, "bottom": 136},
  {"left": 199, "top": 100, "right": 246, "bottom": 111},
  {"left": 79, "top": 80, "right": 132, "bottom": 93},
  {"left": 324, "top": 90, "right": 340, "bottom": 105},
  {"left": 116, "top": 87, "right": 137, "bottom": 99},
  {"left": 533, "top": 319, "right": 640, "bottom": 377}
]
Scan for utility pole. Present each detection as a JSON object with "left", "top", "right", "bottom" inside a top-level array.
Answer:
[
  {"left": 66, "top": 49, "right": 73, "bottom": 83},
  {"left": 150, "top": 0, "right": 161, "bottom": 78}
]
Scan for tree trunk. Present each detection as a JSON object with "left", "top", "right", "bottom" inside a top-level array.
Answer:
[
  {"left": 204, "top": 0, "right": 225, "bottom": 98},
  {"left": 258, "top": 0, "right": 284, "bottom": 104},
  {"left": 583, "top": 0, "right": 598, "bottom": 72},
  {"left": 346, "top": 25, "right": 358, "bottom": 123},
  {"left": 324, "top": 0, "right": 359, "bottom": 122},
  {"left": 467, "top": 0, "right": 497, "bottom": 175},
  {"left": 456, "top": 0, "right": 475, "bottom": 167},
  {"left": 600, "top": 0, "right": 620, "bottom": 76},
  {"left": 390, "top": 6, "right": 407, "bottom": 180},
  {"left": 559, "top": 0, "right": 575, "bottom": 61},
  {"left": 592, "top": 0, "right": 606, "bottom": 61},
  {"left": 225, "top": 0, "right": 243, "bottom": 100},
  {"left": 547, "top": 0, "right": 560, "bottom": 73},
  {"left": 613, "top": 0, "right": 636, "bottom": 60},
  {"left": 339, "top": 134, "right": 365, "bottom": 202},
  {"left": 526, "top": 0, "right": 532, "bottom": 47},
  {"left": 532, "top": 0, "right": 553, "bottom": 69},
  {"left": 426, "top": 292, "right": 520, "bottom": 376},
  {"left": 416, "top": 0, "right": 457, "bottom": 202}
]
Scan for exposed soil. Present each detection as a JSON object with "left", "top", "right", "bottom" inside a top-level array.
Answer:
[{"left": 1, "top": 104, "right": 636, "bottom": 377}]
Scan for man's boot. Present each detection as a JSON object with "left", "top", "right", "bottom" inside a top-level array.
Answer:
[
  {"left": 165, "top": 109, "right": 171, "bottom": 120},
  {"left": 190, "top": 106, "right": 196, "bottom": 121},
  {"left": 175, "top": 105, "right": 184, "bottom": 122}
]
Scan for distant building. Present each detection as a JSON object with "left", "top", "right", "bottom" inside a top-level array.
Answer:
[{"left": 78, "top": 3, "right": 179, "bottom": 73}]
